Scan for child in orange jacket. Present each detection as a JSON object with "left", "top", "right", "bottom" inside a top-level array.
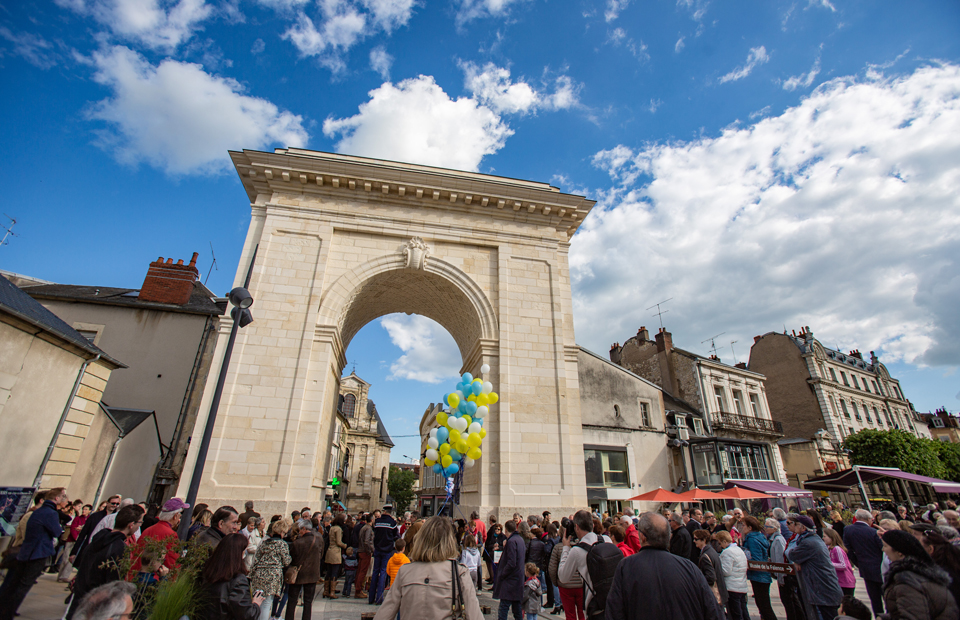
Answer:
[{"left": 385, "top": 538, "right": 410, "bottom": 588}]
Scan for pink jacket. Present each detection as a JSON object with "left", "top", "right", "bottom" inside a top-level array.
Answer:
[{"left": 829, "top": 545, "right": 856, "bottom": 588}]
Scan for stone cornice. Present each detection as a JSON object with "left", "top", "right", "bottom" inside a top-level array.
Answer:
[{"left": 230, "top": 149, "right": 595, "bottom": 239}]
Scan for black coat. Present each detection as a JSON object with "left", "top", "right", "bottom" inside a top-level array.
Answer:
[
  {"left": 204, "top": 574, "right": 260, "bottom": 620},
  {"left": 71, "top": 508, "right": 108, "bottom": 563},
  {"left": 698, "top": 544, "right": 728, "bottom": 605},
  {"left": 670, "top": 525, "right": 693, "bottom": 560},
  {"left": 842, "top": 522, "right": 884, "bottom": 583},
  {"left": 527, "top": 537, "right": 547, "bottom": 570},
  {"left": 493, "top": 531, "right": 525, "bottom": 602},
  {"left": 605, "top": 547, "right": 724, "bottom": 620},
  {"left": 73, "top": 530, "right": 127, "bottom": 601}
]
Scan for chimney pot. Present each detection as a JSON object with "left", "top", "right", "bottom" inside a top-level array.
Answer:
[
  {"left": 177, "top": 259, "right": 184, "bottom": 265},
  {"left": 138, "top": 253, "right": 200, "bottom": 305},
  {"left": 189, "top": 252, "right": 199, "bottom": 268},
  {"left": 166, "top": 258, "right": 174, "bottom": 264},
  {"left": 754, "top": 335, "right": 761, "bottom": 344}
]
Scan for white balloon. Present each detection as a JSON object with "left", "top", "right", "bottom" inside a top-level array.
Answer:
[
  {"left": 430, "top": 428, "right": 438, "bottom": 438},
  {"left": 480, "top": 364, "right": 490, "bottom": 374},
  {"left": 457, "top": 418, "right": 468, "bottom": 432},
  {"left": 427, "top": 437, "right": 439, "bottom": 449},
  {"left": 482, "top": 381, "right": 493, "bottom": 394},
  {"left": 455, "top": 390, "right": 465, "bottom": 401},
  {"left": 476, "top": 406, "right": 488, "bottom": 419},
  {"left": 464, "top": 457, "right": 475, "bottom": 468},
  {"left": 426, "top": 448, "right": 439, "bottom": 461},
  {"left": 469, "top": 422, "right": 481, "bottom": 435}
]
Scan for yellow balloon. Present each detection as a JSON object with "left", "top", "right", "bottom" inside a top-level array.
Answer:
[
  {"left": 479, "top": 428, "right": 487, "bottom": 438},
  {"left": 456, "top": 440, "right": 469, "bottom": 454},
  {"left": 436, "top": 412, "right": 448, "bottom": 426},
  {"left": 467, "top": 433, "right": 482, "bottom": 447},
  {"left": 488, "top": 392, "right": 499, "bottom": 404},
  {"left": 449, "top": 429, "right": 461, "bottom": 444},
  {"left": 439, "top": 443, "right": 451, "bottom": 455},
  {"left": 463, "top": 415, "right": 472, "bottom": 427},
  {"left": 467, "top": 447, "right": 482, "bottom": 460},
  {"left": 424, "top": 458, "right": 435, "bottom": 466},
  {"left": 467, "top": 394, "right": 477, "bottom": 402},
  {"left": 476, "top": 394, "right": 489, "bottom": 406},
  {"left": 447, "top": 393, "right": 460, "bottom": 408},
  {"left": 472, "top": 378, "right": 482, "bottom": 383},
  {"left": 441, "top": 455, "right": 452, "bottom": 468}
]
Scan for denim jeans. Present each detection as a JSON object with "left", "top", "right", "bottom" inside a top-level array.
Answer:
[
  {"left": 369, "top": 550, "right": 394, "bottom": 604},
  {"left": 342, "top": 570, "right": 356, "bottom": 596},
  {"left": 258, "top": 594, "right": 274, "bottom": 620},
  {"left": 498, "top": 599, "right": 522, "bottom": 620}
]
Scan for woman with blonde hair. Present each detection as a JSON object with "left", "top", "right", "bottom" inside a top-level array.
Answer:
[
  {"left": 374, "top": 516, "right": 483, "bottom": 620},
  {"left": 822, "top": 527, "right": 855, "bottom": 596}
]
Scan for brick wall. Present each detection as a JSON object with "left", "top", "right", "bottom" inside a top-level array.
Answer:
[{"left": 138, "top": 253, "right": 199, "bottom": 305}]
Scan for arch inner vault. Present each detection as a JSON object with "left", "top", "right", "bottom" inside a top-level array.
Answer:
[{"left": 178, "top": 148, "right": 596, "bottom": 518}]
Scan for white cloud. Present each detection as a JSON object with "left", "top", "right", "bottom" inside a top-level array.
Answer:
[
  {"left": 808, "top": 0, "right": 836, "bottom": 12},
  {"left": 253, "top": 0, "right": 310, "bottom": 10},
  {"left": 323, "top": 75, "right": 512, "bottom": 171},
  {"left": 86, "top": 45, "right": 308, "bottom": 174},
  {"left": 605, "top": 27, "right": 649, "bottom": 62},
  {"left": 251, "top": 38, "right": 265, "bottom": 54},
  {"left": 675, "top": 36, "right": 685, "bottom": 53},
  {"left": 720, "top": 46, "right": 769, "bottom": 83},
  {"left": 360, "top": 0, "right": 417, "bottom": 32},
  {"left": 455, "top": 0, "right": 526, "bottom": 25},
  {"left": 369, "top": 45, "right": 393, "bottom": 79},
  {"left": 648, "top": 98, "right": 662, "bottom": 113},
  {"left": 605, "top": 0, "right": 630, "bottom": 22},
  {"left": 0, "top": 27, "right": 57, "bottom": 69},
  {"left": 575, "top": 63, "right": 960, "bottom": 369},
  {"left": 380, "top": 314, "right": 461, "bottom": 384},
  {"left": 58, "top": 0, "right": 213, "bottom": 52},
  {"left": 783, "top": 55, "right": 821, "bottom": 91},
  {"left": 461, "top": 62, "right": 580, "bottom": 113}
]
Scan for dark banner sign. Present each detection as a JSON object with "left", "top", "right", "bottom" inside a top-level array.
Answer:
[{"left": 748, "top": 561, "right": 795, "bottom": 575}]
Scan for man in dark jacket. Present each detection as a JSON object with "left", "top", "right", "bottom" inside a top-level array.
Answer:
[
  {"left": 786, "top": 515, "right": 843, "bottom": 620},
  {"left": 66, "top": 504, "right": 144, "bottom": 620},
  {"left": 606, "top": 513, "right": 723, "bottom": 620},
  {"left": 368, "top": 505, "right": 398, "bottom": 604},
  {"left": 70, "top": 494, "right": 120, "bottom": 566},
  {"left": 356, "top": 514, "right": 374, "bottom": 599},
  {"left": 685, "top": 509, "right": 703, "bottom": 561},
  {"left": 842, "top": 509, "right": 885, "bottom": 615},
  {"left": 668, "top": 514, "right": 692, "bottom": 560},
  {"left": 0, "top": 488, "right": 66, "bottom": 620},
  {"left": 493, "top": 519, "right": 525, "bottom": 620},
  {"left": 694, "top": 530, "right": 727, "bottom": 608},
  {"left": 196, "top": 506, "right": 240, "bottom": 550}
]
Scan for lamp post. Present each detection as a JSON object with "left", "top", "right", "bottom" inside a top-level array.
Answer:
[{"left": 178, "top": 285, "right": 254, "bottom": 539}]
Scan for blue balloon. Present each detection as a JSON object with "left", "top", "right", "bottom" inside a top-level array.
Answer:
[
  {"left": 458, "top": 401, "right": 468, "bottom": 414},
  {"left": 433, "top": 463, "right": 442, "bottom": 474},
  {"left": 471, "top": 382, "right": 483, "bottom": 396},
  {"left": 437, "top": 427, "right": 449, "bottom": 443},
  {"left": 475, "top": 418, "right": 483, "bottom": 427},
  {"left": 462, "top": 372, "right": 473, "bottom": 384},
  {"left": 466, "top": 401, "right": 478, "bottom": 416},
  {"left": 449, "top": 448, "right": 462, "bottom": 461},
  {"left": 445, "top": 463, "right": 460, "bottom": 476}
]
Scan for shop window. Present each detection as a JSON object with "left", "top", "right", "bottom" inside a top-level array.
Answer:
[
  {"left": 692, "top": 444, "right": 722, "bottom": 487},
  {"left": 584, "top": 449, "right": 630, "bottom": 488}
]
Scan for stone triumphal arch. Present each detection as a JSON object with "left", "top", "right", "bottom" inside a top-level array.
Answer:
[{"left": 177, "top": 148, "right": 596, "bottom": 517}]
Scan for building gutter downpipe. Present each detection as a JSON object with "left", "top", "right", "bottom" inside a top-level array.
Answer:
[{"left": 34, "top": 354, "right": 100, "bottom": 488}]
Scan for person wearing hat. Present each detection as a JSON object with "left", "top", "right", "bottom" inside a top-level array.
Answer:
[
  {"left": 880, "top": 529, "right": 958, "bottom": 620},
  {"left": 131, "top": 498, "right": 189, "bottom": 572},
  {"left": 785, "top": 514, "right": 843, "bottom": 620}
]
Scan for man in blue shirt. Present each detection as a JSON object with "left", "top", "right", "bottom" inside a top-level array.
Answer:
[
  {"left": 0, "top": 487, "right": 66, "bottom": 620},
  {"left": 368, "top": 504, "right": 399, "bottom": 605}
]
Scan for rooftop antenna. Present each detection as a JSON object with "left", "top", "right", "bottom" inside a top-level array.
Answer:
[
  {"left": 730, "top": 340, "right": 739, "bottom": 364},
  {"left": 204, "top": 242, "right": 218, "bottom": 285},
  {"left": 646, "top": 297, "right": 673, "bottom": 330},
  {"left": 701, "top": 332, "right": 725, "bottom": 357},
  {"left": 0, "top": 214, "right": 18, "bottom": 247}
]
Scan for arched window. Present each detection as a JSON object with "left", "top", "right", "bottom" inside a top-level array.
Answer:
[
  {"left": 614, "top": 404, "right": 621, "bottom": 418},
  {"left": 343, "top": 393, "right": 356, "bottom": 417}
]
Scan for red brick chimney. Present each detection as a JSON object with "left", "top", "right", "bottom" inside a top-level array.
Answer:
[{"left": 139, "top": 252, "right": 199, "bottom": 305}]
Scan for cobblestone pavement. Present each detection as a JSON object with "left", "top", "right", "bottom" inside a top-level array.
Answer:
[{"left": 14, "top": 569, "right": 873, "bottom": 620}]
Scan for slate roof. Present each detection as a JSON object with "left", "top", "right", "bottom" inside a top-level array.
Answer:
[
  {"left": 367, "top": 400, "right": 395, "bottom": 447},
  {"left": 0, "top": 274, "right": 125, "bottom": 368},
  {"left": 24, "top": 281, "right": 225, "bottom": 316}
]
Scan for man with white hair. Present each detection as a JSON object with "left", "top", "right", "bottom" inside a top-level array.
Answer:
[
  {"left": 620, "top": 515, "right": 641, "bottom": 553},
  {"left": 842, "top": 509, "right": 884, "bottom": 616},
  {"left": 73, "top": 581, "right": 136, "bottom": 620},
  {"left": 131, "top": 497, "right": 189, "bottom": 571},
  {"left": 943, "top": 509, "right": 959, "bottom": 530}
]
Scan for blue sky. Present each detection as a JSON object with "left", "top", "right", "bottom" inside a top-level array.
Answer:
[{"left": 2, "top": 0, "right": 959, "bottom": 463}]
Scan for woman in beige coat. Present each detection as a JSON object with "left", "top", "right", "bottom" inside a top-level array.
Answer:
[
  {"left": 323, "top": 514, "right": 348, "bottom": 598},
  {"left": 374, "top": 516, "right": 483, "bottom": 620}
]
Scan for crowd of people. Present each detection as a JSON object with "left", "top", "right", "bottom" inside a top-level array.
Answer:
[{"left": 1, "top": 489, "right": 959, "bottom": 620}]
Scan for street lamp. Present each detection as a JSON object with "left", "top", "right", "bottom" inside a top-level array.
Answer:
[{"left": 178, "top": 286, "right": 254, "bottom": 538}]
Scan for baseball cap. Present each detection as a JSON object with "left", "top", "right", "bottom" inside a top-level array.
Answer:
[{"left": 162, "top": 497, "right": 190, "bottom": 512}]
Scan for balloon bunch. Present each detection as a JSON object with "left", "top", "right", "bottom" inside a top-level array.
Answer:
[{"left": 423, "top": 363, "right": 499, "bottom": 478}]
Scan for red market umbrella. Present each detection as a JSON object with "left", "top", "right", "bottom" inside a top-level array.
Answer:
[
  {"left": 715, "top": 486, "right": 775, "bottom": 500},
  {"left": 627, "top": 487, "right": 687, "bottom": 502},
  {"left": 675, "top": 487, "right": 725, "bottom": 501}
]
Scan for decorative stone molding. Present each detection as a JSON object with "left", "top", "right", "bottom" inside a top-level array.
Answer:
[{"left": 401, "top": 236, "right": 430, "bottom": 270}]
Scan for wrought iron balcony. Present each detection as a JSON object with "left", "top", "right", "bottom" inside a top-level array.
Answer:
[{"left": 711, "top": 412, "right": 783, "bottom": 435}]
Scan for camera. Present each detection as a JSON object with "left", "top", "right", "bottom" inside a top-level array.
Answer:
[{"left": 561, "top": 517, "right": 576, "bottom": 540}]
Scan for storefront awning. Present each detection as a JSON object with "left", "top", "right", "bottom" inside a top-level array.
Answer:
[
  {"left": 804, "top": 466, "right": 960, "bottom": 494},
  {"left": 725, "top": 480, "right": 813, "bottom": 498}
]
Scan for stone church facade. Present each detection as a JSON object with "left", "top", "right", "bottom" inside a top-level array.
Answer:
[{"left": 338, "top": 372, "right": 393, "bottom": 513}]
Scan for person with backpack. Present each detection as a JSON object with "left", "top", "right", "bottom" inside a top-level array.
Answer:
[
  {"left": 557, "top": 510, "right": 623, "bottom": 620},
  {"left": 605, "top": 513, "right": 724, "bottom": 620}
]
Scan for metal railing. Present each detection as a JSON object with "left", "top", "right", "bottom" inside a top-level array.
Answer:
[{"left": 711, "top": 412, "right": 783, "bottom": 435}]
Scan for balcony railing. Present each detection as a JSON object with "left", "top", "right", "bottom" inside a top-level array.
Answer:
[{"left": 711, "top": 412, "right": 783, "bottom": 435}]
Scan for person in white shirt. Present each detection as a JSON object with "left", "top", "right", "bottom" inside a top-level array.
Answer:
[{"left": 716, "top": 529, "right": 749, "bottom": 620}]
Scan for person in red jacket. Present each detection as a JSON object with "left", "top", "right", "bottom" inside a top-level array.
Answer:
[
  {"left": 609, "top": 525, "right": 634, "bottom": 557},
  {"left": 131, "top": 498, "right": 189, "bottom": 573},
  {"left": 620, "top": 515, "right": 642, "bottom": 553}
]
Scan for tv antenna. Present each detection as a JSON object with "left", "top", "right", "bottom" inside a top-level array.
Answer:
[
  {"left": 646, "top": 297, "right": 673, "bottom": 330},
  {"left": 701, "top": 332, "right": 725, "bottom": 357},
  {"left": 1, "top": 214, "right": 18, "bottom": 247},
  {"left": 204, "top": 242, "right": 218, "bottom": 285},
  {"left": 729, "top": 340, "right": 739, "bottom": 364}
]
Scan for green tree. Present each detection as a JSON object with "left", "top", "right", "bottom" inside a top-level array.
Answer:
[
  {"left": 843, "top": 429, "right": 946, "bottom": 479},
  {"left": 929, "top": 439, "right": 960, "bottom": 482},
  {"left": 387, "top": 465, "right": 418, "bottom": 511}
]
